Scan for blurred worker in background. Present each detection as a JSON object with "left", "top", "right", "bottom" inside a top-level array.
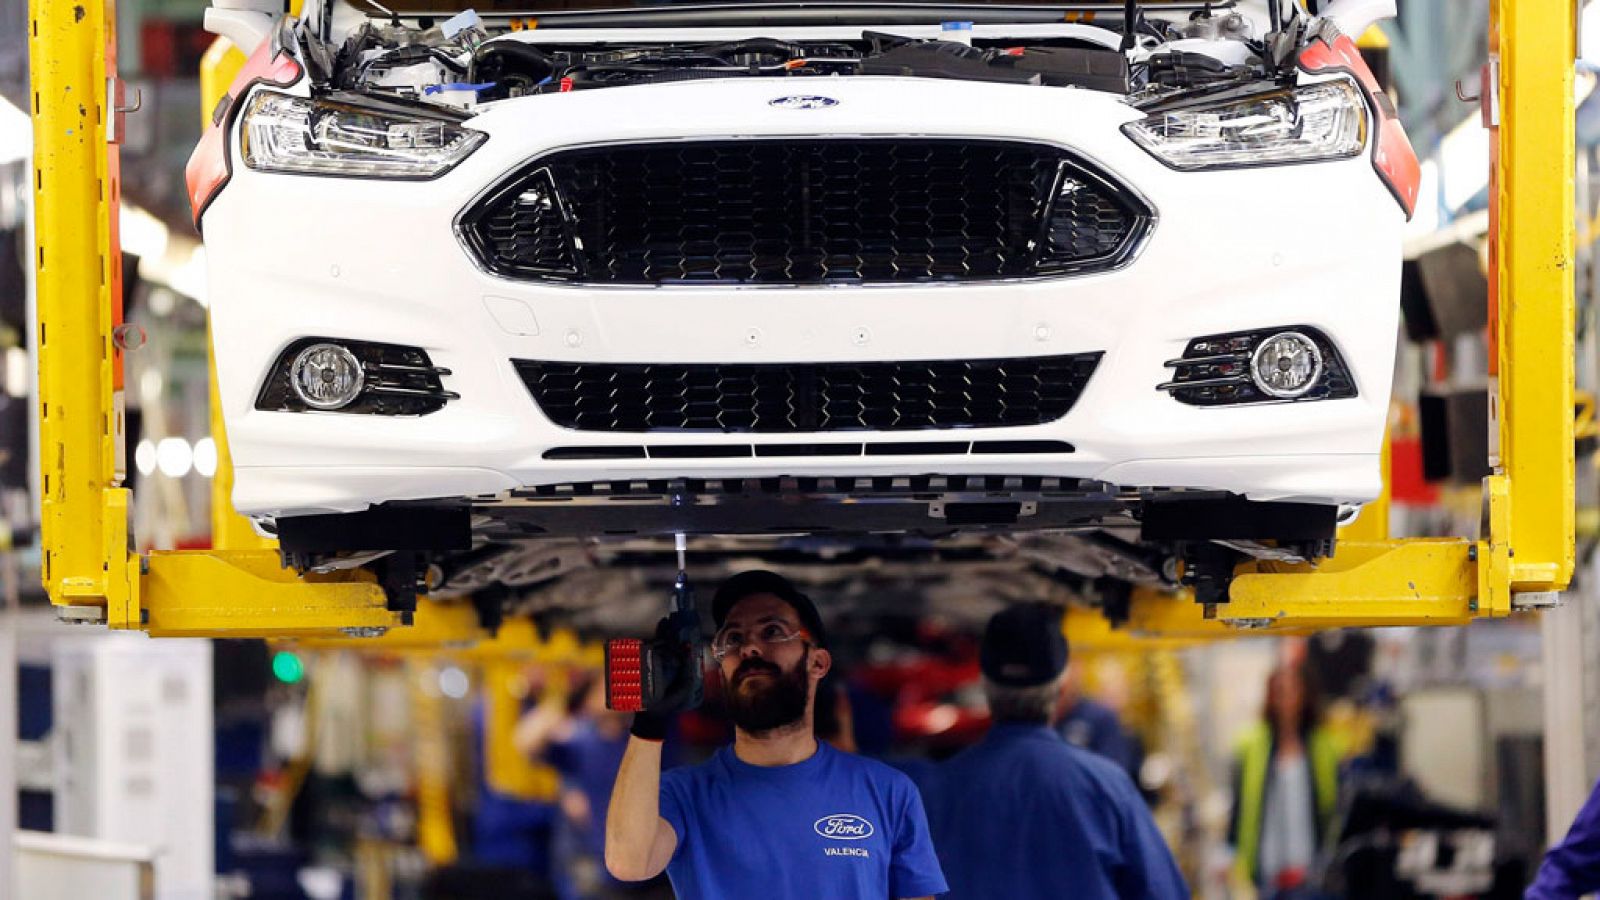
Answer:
[
  {"left": 922, "top": 604, "right": 1188, "bottom": 899},
  {"left": 1526, "top": 776, "right": 1600, "bottom": 898},
  {"left": 1055, "top": 659, "right": 1144, "bottom": 787},
  {"left": 516, "top": 672, "right": 674, "bottom": 899},
  {"left": 1228, "top": 662, "right": 1343, "bottom": 898},
  {"left": 605, "top": 570, "right": 948, "bottom": 899},
  {"left": 470, "top": 697, "right": 563, "bottom": 898}
]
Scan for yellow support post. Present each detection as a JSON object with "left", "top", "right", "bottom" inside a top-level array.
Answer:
[
  {"left": 410, "top": 659, "right": 460, "bottom": 866},
  {"left": 29, "top": 7, "right": 402, "bottom": 635},
  {"left": 28, "top": 0, "right": 141, "bottom": 620},
  {"left": 1492, "top": 0, "right": 1576, "bottom": 598},
  {"left": 483, "top": 656, "right": 562, "bottom": 801}
]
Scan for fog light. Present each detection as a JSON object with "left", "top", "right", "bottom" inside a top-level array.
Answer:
[
  {"left": 289, "top": 343, "right": 364, "bottom": 410},
  {"left": 1250, "top": 332, "right": 1323, "bottom": 399}
]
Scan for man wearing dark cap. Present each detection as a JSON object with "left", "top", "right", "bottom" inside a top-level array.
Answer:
[
  {"left": 922, "top": 603, "right": 1188, "bottom": 899},
  {"left": 605, "top": 570, "right": 947, "bottom": 900}
]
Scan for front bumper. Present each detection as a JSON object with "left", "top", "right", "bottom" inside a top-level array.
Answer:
[{"left": 203, "top": 76, "right": 1403, "bottom": 517}]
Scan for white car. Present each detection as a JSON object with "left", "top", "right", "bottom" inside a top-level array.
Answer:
[{"left": 187, "top": 0, "right": 1418, "bottom": 603}]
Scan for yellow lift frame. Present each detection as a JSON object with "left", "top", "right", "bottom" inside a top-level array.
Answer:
[{"left": 25, "top": 0, "right": 1575, "bottom": 637}]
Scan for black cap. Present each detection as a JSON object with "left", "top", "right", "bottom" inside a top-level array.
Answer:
[
  {"left": 712, "top": 570, "right": 827, "bottom": 647},
  {"left": 980, "top": 604, "right": 1068, "bottom": 687}
]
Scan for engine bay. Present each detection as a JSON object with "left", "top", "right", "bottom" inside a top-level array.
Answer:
[{"left": 312, "top": 3, "right": 1290, "bottom": 112}]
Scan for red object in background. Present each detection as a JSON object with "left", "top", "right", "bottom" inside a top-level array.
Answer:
[
  {"left": 140, "top": 20, "right": 219, "bottom": 78},
  {"left": 856, "top": 657, "right": 980, "bottom": 700},
  {"left": 1298, "top": 34, "right": 1421, "bottom": 220},
  {"left": 1389, "top": 434, "right": 1439, "bottom": 505},
  {"left": 857, "top": 656, "right": 991, "bottom": 748},
  {"left": 893, "top": 700, "right": 991, "bottom": 747}
]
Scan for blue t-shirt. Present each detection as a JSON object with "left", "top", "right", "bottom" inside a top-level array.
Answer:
[
  {"left": 659, "top": 740, "right": 948, "bottom": 900},
  {"left": 923, "top": 723, "right": 1188, "bottom": 900},
  {"left": 1529, "top": 775, "right": 1600, "bottom": 899}
]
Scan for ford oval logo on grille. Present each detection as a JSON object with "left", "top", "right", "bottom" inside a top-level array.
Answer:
[
  {"left": 814, "top": 815, "right": 875, "bottom": 840},
  {"left": 770, "top": 95, "right": 838, "bottom": 110}
]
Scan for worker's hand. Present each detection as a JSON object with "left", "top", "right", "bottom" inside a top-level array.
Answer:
[{"left": 628, "top": 613, "right": 704, "bottom": 740}]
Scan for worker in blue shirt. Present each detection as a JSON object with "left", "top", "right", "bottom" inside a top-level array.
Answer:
[
  {"left": 1056, "top": 662, "right": 1144, "bottom": 785},
  {"left": 1528, "top": 777, "right": 1600, "bottom": 898},
  {"left": 923, "top": 603, "right": 1189, "bottom": 900},
  {"left": 605, "top": 570, "right": 949, "bottom": 900}
]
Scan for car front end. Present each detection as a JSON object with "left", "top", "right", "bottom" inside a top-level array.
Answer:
[{"left": 188, "top": 0, "right": 1419, "bottom": 589}]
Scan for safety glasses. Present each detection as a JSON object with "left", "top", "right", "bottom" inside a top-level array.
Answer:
[{"left": 710, "top": 620, "right": 811, "bottom": 662}]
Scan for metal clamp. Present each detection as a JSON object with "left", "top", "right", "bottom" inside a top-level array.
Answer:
[
  {"left": 106, "top": 76, "right": 142, "bottom": 145},
  {"left": 1455, "top": 57, "right": 1501, "bottom": 128}
]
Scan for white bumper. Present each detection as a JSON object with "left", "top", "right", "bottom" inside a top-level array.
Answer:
[{"left": 203, "top": 76, "right": 1403, "bottom": 516}]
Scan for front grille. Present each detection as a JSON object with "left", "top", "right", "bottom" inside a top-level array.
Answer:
[
  {"left": 514, "top": 354, "right": 1101, "bottom": 433},
  {"left": 461, "top": 140, "right": 1151, "bottom": 285}
]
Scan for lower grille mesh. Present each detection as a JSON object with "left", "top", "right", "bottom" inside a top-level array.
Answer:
[{"left": 514, "top": 354, "right": 1102, "bottom": 433}]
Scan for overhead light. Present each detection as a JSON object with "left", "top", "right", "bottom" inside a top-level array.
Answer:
[
  {"left": 192, "top": 437, "right": 218, "bottom": 479},
  {"left": 438, "top": 666, "right": 469, "bottom": 699},
  {"left": 156, "top": 437, "right": 192, "bottom": 478},
  {"left": 134, "top": 439, "right": 156, "bottom": 477}
]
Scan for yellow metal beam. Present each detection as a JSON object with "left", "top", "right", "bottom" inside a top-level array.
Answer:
[
  {"left": 1224, "top": 540, "right": 1484, "bottom": 629},
  {"left": 139, "top": 550, "right": 398, "bottom": 637},
  {"left": 294, "top": 598, "right": 491, "bottom": 651},
  {"left": 29, "top": 0, "right": 141, "bottom": 618},
  {"left": 1493, "top": 0, "right": 1576, "bottom": 595}
]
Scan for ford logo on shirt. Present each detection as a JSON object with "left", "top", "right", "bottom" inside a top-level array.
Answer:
[
  {"left": 769, "top": 95, "right": 839, "bottom": 110},
  {"left": 814, "top": 815, "right": 875, "bottom": 840}
]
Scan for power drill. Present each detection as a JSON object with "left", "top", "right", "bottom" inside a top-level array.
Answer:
[{"left": 605, "top": 535, "right": 704, "bottom": 713}]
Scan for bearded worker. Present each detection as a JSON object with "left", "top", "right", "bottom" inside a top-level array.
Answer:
[{"left": 605, "top": 570, "right": 947, "bottom": 900}]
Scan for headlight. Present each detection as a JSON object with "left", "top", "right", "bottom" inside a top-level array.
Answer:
[
  {"left": 1122, "top": 79, "right": 1367, "bottom": 170},
  {"left": 242, "top": 92, "right": 485, "bottom": 178}
]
